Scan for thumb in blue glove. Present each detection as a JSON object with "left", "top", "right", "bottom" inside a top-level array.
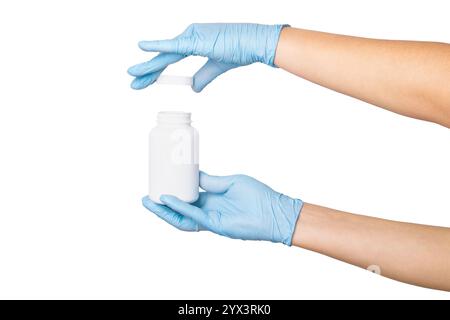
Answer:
[
  {"left": 142, "top": 172, "right": 303, "bottom": 246},
  {"left": 128, "top": 23, "right": 287, "bottom": 92}
]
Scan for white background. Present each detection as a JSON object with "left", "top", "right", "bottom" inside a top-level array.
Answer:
[{"left": 0, "top": 0, "right": 449, "bottom": 299}]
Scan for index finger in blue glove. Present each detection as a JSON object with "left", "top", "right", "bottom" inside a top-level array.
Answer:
[
  {"left": 127, "top": 53, "right": 186, "bottom": 77},
  {"left": 139, "top": 39, "right": 181, "bottom": 53},
  {"left": 139, "top": 34, "right": 195, "bottom": 55},
  {"left": 142, "top": 196, "right": 199, "bottom": 231}
]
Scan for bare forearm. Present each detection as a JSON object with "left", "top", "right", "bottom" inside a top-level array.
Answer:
[
  {"left": 275, "top": 28, "right": 450, "bottom": 127},
  {"left": 292, "top": 203, "right": 450, "bottom": 291}
]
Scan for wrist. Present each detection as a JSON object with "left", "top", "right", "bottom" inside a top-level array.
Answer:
[
  {"left": 273, "top": 26, "right": 292, "bottom": 67},
  {"left": 274, "top": 193, "right": 303, "bottom": 246},
  {"left": 291, "top": 202, "right": 319, "bottom": 248},
  {"left": 262, "top": 24, "right": 290, "bottom": 66},
  {"left": 291, "top": 203, "right": 342, "bottom": 250}
]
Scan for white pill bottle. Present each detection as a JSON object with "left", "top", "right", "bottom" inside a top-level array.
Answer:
[{"left": 149, "top": 111, "right": 199, "bottom": 204}]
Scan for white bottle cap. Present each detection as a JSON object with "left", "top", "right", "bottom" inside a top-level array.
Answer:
[{"left": 156, "top": 74, "right": 193, "bottom": 86}]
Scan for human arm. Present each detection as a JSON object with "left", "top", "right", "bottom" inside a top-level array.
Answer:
[
  {"left": 142, "top": 172, "right": 450, "bottom": 291},
  {"left": 274, "top": 27, "right": 450, "bottom": 128},
  {"left": 292, "top": 203, "right": 450, "bottom": 291},
  {"left": 128, "top": 23, "right": 450, "bottom": 127}
]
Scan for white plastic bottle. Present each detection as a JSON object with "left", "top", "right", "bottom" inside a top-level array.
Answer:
[{"left": 149, "top": 111, "right": 199, "bottom": 204}]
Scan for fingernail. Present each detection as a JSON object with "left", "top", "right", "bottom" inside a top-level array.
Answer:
[
  {"left": 131, "top": 80, "right": 144, "bottom": 90},
  {"left": 138, "top": 41, "right": 148, "bottom": 49},
  {"left": 191, "top": 82, "right": 202, "bottom": 93},
  {"left": 127, "top": 66, "right": 137, "bottom": 76}
]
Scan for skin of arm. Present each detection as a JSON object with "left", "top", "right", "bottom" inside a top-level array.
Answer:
[
  {"left": 274, "top": 28, "right": 450, "bottom": 290},
  {"left": 274, "top": 27, "right": 450, "bottom": 128},
  {"left": 292, "top": 203, "right": 450, "bottom": 291},
  {"left": 136, "top": 25, "right": 450, "bottom": 291}
]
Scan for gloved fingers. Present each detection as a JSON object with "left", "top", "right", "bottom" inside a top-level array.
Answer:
[
  {"left": 142, "top": 196, "right": 199, "bottom": 232},
  {"left": 193, "top": 191, "right": 224, "bottom": 212},
  {"left": 139, "top": 39, "right": 181, "bottom": 54},
  {"left": 130, "top": 69, "right": 164, "bottom": 90},
  {"left": 199, "top": 171, "right": 235, "bottom": 193},
  {"left": 192, "top": 59, "right": 238, "bottom": 93},
  {"left": 128, "top": 53, "right": 186, "bottom": 77},
  {"left": 160, "top": 194, "right": 210, "bottom": 228}
]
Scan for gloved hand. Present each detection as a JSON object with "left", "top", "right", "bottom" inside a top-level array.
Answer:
[
  {"left": 142, "top": 172, "right": 303, "bottom": 246},
  {"left": 128, "top": 23, "right": 287, "bottom": 92}
]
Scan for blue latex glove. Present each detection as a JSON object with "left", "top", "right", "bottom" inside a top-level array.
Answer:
[
  {"left": 142, "top": 172, "right": 303, "bottom": 246},
  {"left": 128, "top": 23, "right": 287, "bottom": 92}
]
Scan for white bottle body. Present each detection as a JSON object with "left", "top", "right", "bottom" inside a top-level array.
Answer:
[{"left": 149, "top": 112, "right": 199, "bottom": 204}]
